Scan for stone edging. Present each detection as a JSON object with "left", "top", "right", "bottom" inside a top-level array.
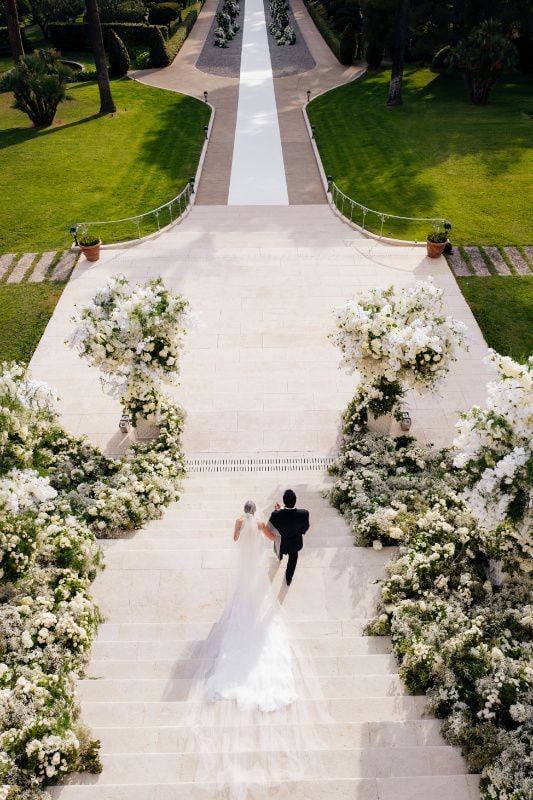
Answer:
[{"left": 447, "top": 245, "right": 533, "bottom": 277}]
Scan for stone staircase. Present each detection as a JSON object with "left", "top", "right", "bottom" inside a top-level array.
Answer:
[{"left": 52, "top": 471, "right": 480, "bottom": 800}]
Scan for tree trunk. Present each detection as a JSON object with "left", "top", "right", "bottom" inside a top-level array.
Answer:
[
  {"left": 85, "top": 0, "right": 116, "bottom": 115},
  {"left": 5, "top": 0, "right": 24, "bottom": 62},
  {"left": 386, "top": 0, "right": 410, "bottom": 107}
]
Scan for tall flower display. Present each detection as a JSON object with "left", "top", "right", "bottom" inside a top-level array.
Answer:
[
  {"left": 331, "top": 280, "right": 468, "bottom": 419},
  {"left": 70, "top": 275, "right": 190, "bottom": 423},
  {"left": 453, "top": 351, "right": 533, "bottom": 551}
]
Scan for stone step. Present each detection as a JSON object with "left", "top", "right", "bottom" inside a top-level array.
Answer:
[
  {"left": 77, "top": 674, "right": 408, "bottom": 702},
  {"left": 51, "top": 774, "right": 480, "bottom": 800},
  {"left": 81, "top": 695, "right": 428, "bottom": 727},
  {"left": 506, "top": 246, "right": 532, "bottom": 275},
  {"left": 88, "top": 654, "right": 398, "bottom": 679},
  {"left": 97, "top": 547, "right": 387, "bottom": 571},
  {"left": 105, "top": 534, "right": 356, "bottom": 549},
  {"left": 61, "top": 747, "right": 467, "bottom": 784},
  {"left": 91, "top": 636, "right": 391, "bottom": 661},
  {"left": 141, "top": 514, "right": 348, "bottom": 531},
  {"left": 90, "top": 719, "right": 447, "bottom": 753},
  {"left": 96, "top": 619, "right": 371, "bottom": 641}
]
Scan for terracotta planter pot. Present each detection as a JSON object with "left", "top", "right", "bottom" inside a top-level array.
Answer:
[
  {"left": 426, "top": 239, "right": 447, "bottom": 258},
  {"left": 80, "top": 241, "right": 101, "bottom": 262}
]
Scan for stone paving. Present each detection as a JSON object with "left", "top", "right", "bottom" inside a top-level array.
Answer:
[
  {"left": 0, "top": 249, "right": 78, "bottom": 283},
  {"left": 25, "top": 5, "right": 524, "bottom": 800},
  {"left": 447, "top": 245, "right": 533, "bottom": 277}
]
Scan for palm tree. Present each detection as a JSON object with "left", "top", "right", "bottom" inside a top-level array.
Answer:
[
  {"left": 386, "top": 0, "right": 409, "bottom": 106},
  {"left": 85, "top": 0, "right": 116, "bottom": 114},
  {"left": 5, "top": 0, "right": 24, "bottom": 62}
]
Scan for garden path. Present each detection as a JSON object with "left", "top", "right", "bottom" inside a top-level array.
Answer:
[
  {"left": 132, "top": 0, "right": 362, "bottom": 203},
  {"left": 35, "top": 4, "right": 494, "bottom": 800}
]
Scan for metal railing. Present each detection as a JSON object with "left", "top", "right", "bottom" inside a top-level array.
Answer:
[
  {"left": 328, "top": 179, "right": 448, "bottom": 242},
  {"left": 71, "top": 178, "right": 196, "bottom": 246}
]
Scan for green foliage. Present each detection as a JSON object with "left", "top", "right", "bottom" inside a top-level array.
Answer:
[
  {"left": 48, "top": 21, "right": 168, "bottom": 52},
  {"left": 302, "top": 0, "right": 340, "bottom": 60},
  {"left": 148, "top": 22, "right": 169, "bottom": 65},
  {"left": 28, "top": 0, "right": 85, "bottom": 37},
  {"left": 453, "top": 19, "right": 517, "bottom": 105},
  {"left": 148, "top": 2, "right": 180, "bottom": 25},
  {"left": 106, "top": 27, "right": 130, "bottom": 77},
  {"left": 97, "top": 0, "right": 146, "bottom": 23},
  {"left": 0, "top": 48, "right": 71, "bottom": 127},
  {"left": 339, "top": 21, "right": 356, "bottom": 65},
  {"left": 183, "top": 7, "right": 197, "bottom": 32},
  {"left": 427, "top": 228, "right": 447, "bottom": 243}
]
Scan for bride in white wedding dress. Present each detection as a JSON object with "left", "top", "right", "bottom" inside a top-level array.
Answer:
[{"left": 181, "top": 500, "right": 327, "bottom": 798}]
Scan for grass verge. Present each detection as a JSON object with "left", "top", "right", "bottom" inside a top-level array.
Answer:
[
  {"left": 0, "top": 282, "right": 65, "bottom": 363},
  {"left": 0, "top": 78, "right": 210, "bottom": 252},
  {"left": 308, "top": 67, "right": 533, "bottom": 245},
  {"left": 458, "top": 276, "right": 533, "bottom": 362}
]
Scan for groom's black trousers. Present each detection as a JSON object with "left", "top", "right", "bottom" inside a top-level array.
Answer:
[{"left": 281, "top": 551, "right": 298, "bottom": 583}]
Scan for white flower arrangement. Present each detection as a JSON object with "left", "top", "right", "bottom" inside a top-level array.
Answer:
[
  {"left": 69, "top": 275, "right": 190, "bottom": 423},
  {"left": 453, "top": 351, "right": 532, "bottom": 545},
  {"left": 331, "top": 280, "right": 468, "bottom": 417},
  {"left": 329, "top": 380, "right": 532, "bottom": 800},
  {"left": 0, "top": 349, "right": 186, "bottom": 797}
]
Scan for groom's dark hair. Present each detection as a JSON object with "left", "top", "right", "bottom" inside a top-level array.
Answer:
[{"left": 283, "top": 489, "right": 296, "bottom": 508}]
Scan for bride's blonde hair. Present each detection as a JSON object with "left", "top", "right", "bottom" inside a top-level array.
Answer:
[{"left": 243, "top": 500, "right": 256, "bottom": 515}]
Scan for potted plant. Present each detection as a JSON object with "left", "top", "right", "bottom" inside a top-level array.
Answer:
[
  {"left": 79, "top": 236, "right": 102, "bottom": 262},
  {"left": 426, "top": 227, "right": 448, "bottom": 258}
]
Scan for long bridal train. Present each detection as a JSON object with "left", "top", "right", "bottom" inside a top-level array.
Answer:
[{"left": 180, "top": 513, "right": 329, "bottom": 797}]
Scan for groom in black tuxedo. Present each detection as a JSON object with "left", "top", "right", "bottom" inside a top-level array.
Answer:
[{"left": 268, "top": 489, "right": 310, "bottom": 586}]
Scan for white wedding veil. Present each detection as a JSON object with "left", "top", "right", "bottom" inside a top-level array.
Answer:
[{"left": 174, "top": 509, "right": 330, "bottom": 799}]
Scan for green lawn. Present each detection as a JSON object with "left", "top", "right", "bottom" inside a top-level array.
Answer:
[
  {"left": 308, "top": 68, "right": 533, "bottom": 245},
  {"left": 0, "top": 282, "right": 65, "bottom": 363},
  {"left": 458, "top": 277, "right": 533, "bottom": 362},
  {"left": 0, "top": 78, "right": 210, "bottom": 252}
]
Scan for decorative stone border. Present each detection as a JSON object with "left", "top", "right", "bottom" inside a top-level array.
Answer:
[
  {"left": 447, "top": 246, "right": 533, "bottom": 277},
  {"left": 0, "top": 250, "right": 79, "bottom": 283}
]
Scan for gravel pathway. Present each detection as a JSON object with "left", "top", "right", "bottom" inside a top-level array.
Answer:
[
  {"left": 196, "top": 0, "right": 245, "bottom": 78},
  {"left": 265, "top": 0, "right": 315, "bottom": 77}
]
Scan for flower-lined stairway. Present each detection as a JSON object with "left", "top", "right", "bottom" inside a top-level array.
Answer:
[{"left": 16, "top": 205, "right": 494, "bottom": 800}]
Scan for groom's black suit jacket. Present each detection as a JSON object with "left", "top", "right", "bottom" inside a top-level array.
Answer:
[{"left": 269, "top": 507, "right": 310, "bottom": 555}]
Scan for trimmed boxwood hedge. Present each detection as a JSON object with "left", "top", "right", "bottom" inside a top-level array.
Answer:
[{"left": 48, "top": 22, "right": 169, "bottom": 52}]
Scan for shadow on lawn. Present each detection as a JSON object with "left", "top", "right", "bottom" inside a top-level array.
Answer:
[
  {"left": 0, "top": 112, "right": 102, "bottom": 151},
  {"left": 322, "top": 68, "right": 532, "bottom": 203}
]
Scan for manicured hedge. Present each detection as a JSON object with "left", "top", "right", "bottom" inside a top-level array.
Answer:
[
  {"left": 302, "top": 0, "right": 340, "bottom": 61},
  {"left": 48, "top": 22, "right": 168, "bottom": 52}
]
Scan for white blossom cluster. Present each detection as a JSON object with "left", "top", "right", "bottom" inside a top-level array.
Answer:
[
  {"left": 453, "top": 351, "right": 532, "bottom": 548},
  {"left": 330, "top": 280, "right": 468, "bottom": 413},
  {"left": 69, "top": 275, "right": 190, "bottom": 422},
  {"left": 329, "top": 388, "right": 532, "bottom": 800},
  {"left": 0, "top": 348, "right": 187, "bottom": 797}
]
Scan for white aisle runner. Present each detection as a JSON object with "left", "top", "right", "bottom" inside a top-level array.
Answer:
[{"left": 228, "top": 0, "right": 289, "bottom": 204}]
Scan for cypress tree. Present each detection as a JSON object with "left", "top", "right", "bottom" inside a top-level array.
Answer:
[{"left": 107, "top": 28, "right": 130, "bottom": 78}]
